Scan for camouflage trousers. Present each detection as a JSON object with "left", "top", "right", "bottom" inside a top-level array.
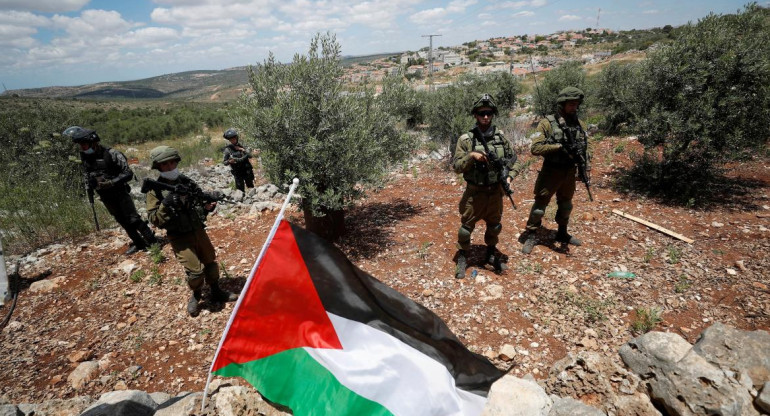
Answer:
[
  {"left": 526, "top": 163, "right": 577, "bottom": 232},
  {"left": 168, "top": 227, "right": 219, "bottom": 291},
  {"left": 456, "top": 183, "right": 504, "bottom": 251}
]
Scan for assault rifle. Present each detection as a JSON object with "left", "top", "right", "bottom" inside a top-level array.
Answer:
[
  {"left": 562, "top": 128, "right": 594, "bottom": 202},
  {"left": 140, "top": 178, "right": 234, "bottom": 206},
  {"left": 486, "top": 151, "right": 517, "bottom": 209}
]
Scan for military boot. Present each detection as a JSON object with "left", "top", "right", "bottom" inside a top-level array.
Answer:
[
  {"left": 188, "top": 290, "right": 202, "bottom": 317},
  {"left": 124, "top": 244, "right": 142, "bottom": 255},
  {"left": 454, "top": 250, "right": 467, "bottom": 279},
  {"left": 521, "top": 231, "right": 538, "bottom": 255},
  {"left": 138, "top": 222, "right": 159, "bottom": 247},
  {"left": 210, "top": 283, "right": 238, "bottom": 303},
  {"left": 556, "top": 225, "right": 582, "bottom": 246},
  {"left": 485, "top": 246, "right": 504, "bottom": 273}
]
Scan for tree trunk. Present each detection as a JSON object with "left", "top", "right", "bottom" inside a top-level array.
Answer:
[{"left": 302, "top": 204, "right": 345, "bottom": 241}]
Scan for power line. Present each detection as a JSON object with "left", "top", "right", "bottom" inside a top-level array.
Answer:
[{"left": 421, "top": 34, "right": 442, "bottom": 91}]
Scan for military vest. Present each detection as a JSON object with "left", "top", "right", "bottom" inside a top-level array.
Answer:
[
  {"left": 544, "top": 115, "right": 585, "bottom": 167},
  {"left": 81, "top": 146, "right": 131, "bottom": 193},
  {"left": 151, "top": 175, "right": 207, "bottom": 235},
  {"left": 463, "top": 127, "right": 510, "bottom": 186},
  {"left": 225, "top": 144, "right": 251, "bottom": 172}
]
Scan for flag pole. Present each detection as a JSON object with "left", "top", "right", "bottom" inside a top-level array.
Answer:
[{"left": 201, "top": 178, "right": 300, "bottom": 411}]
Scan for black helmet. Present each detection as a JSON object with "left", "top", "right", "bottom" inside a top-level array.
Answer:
[
  {"left": 556, "top": 87, "right": 585, "bottom": 104},
  {"left": 223, "top": 128, "right": 238, "bottom": 140},
  {"left": 471, "top": 93, "right": 498, "bottom": 115},
  {"left": 63, "top": 126, "right": 99, "bottom": 143}
]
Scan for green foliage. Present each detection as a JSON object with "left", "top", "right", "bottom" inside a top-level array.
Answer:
[
  {"left": 148, "top": 266, "right": 163, "bottom": 286},
  {"left": 423, "top": 71, "right": 520, "bottom": 153},
  {"left": 148, "top": 243, "right": 165, "bottom": 264},
  {"left": 532, "top": 61, "right": 587, "bottom": 117},
  {"left": 624, "top": 5, "right": 770, "bottom": 200},
  {"left": 76, "top": 103, "right": 227, "bottom": 144},
  {"left": 378, "top": 71, "right": 426, "bottom": 128},
  {"left": 632, "top": 307, "right": 663, "bottom": 333},
  {"left": 666, "top": 245, "right": 681, "bottom": 264},
  {"left": 674, "top": 275, "right": 692, "bottom": 293},
  {"left": 591, "top": 61, "right": 639, "bottom": 134},
  {"left": 235, "top": 33, "right": 414, "bottom": 217},
  {"left": 130, "top": 269, "right": 145, "bottom": 283},
  {"left": 0, "top": 99, "right": 110, "bottom": 254}
]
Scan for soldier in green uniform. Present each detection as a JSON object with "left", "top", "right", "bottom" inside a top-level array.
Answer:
[
  {"left": 145, "top": 146, "right": 237, "bottom": 317},
  {"left": 64, "top": 126, "right": 157, "bottom": 255},
  {"left": 452, "top": 94, "right": 517, "bottom": 279},
  {"left": 521, "top": 87, "right": 588, "bottom": 254},
  {"left": 222, "top": 128, "right": 255, "bottom": 193}
]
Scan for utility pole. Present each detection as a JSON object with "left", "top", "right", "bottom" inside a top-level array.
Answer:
[
  {"left": 421, "top": 34, "right": 442, "bottom": 91},
  {"left": 595, "top": 8, "right": 601, "bottom": 30}
]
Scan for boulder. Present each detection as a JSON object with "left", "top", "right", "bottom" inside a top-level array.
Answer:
[
  {"left": 481, "top": 375, "right": 552, "bottom": 416},
  {"left": 691, "top": 322, "right": 770, "bottom": 390},
  {"left": 81, "top": 390, "right": 157, "bottom": 416}
]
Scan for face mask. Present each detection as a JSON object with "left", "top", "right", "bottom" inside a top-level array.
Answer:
[
  {"left": 81, "top": 148, "right": 95, "bottom": 155},
  {"left": 159, "top": 168, "right": 180, "bottom": 181}
]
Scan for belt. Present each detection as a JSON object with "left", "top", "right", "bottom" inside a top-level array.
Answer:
[{"left": 466, "top": 183, "right": 500, "bottom": 192}]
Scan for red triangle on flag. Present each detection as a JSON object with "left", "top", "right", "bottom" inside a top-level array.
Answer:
[{"left": 212, "top": 221, "right": 342, "bottom": 372}]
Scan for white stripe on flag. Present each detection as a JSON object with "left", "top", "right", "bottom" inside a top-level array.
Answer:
[{"left": 304, "top": 313, "right": 488, "bottom": 416}]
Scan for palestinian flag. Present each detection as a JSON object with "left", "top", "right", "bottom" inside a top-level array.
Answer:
[{"left": 210, "top": 220, "right": 503, "bottom": 415}]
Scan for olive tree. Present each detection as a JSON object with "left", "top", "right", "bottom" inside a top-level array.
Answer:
[
  {"left": 531, "top": 60, "right": 587, "bottom": 117},
  {"left": 591, "top": 61, "right": 640, "bottom": 134},
  {"left": 627, "top": 4, "right": 770, "bottom": 197},
  {"left": 235, "top": 33, "right": 414, "bottom": 240},
  {"left": 424, "top": 71, "right": 520, "bottom": 156}
]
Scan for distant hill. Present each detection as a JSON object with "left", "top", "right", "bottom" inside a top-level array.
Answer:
[{"left": 3, "top": 53, "right": 399, "bottom": 101}]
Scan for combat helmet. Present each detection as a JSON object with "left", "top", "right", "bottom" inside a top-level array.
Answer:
[
  {"left": 223, "top": 128, "right": 238, "bottom": 140},
  {"left": 556, "top": 87, "right": 585, "bottom": 104},
  {"left": 63, "top": 126, "right": 99, "bottom": 143},
  {"left": 471, "top": 93, "right": 498, "bottom": 115},
  {"left": 149, "top": 145, "right": 181, "bottom": 170}
]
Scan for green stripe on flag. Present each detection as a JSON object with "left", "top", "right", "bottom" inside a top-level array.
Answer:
[{"left": 213, "top": 348, "right": 394, "bottom": 416}]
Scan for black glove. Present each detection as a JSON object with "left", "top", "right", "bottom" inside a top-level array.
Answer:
[{"left": 161, "top": 192, "right": 182, "bottom": 209}]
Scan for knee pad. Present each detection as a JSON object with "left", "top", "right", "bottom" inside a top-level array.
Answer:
[
  {"left": 487, "top": 223, "right": 502, "bottom": 237},
  {"left": 458, "top": 224, "right": 473, "bottom": 243},
  {"left": 557, "top": 201, "right": 573, "bottom": 213},
  {"left": 530, "top": 206, "right": 546, "bottom": 222}
]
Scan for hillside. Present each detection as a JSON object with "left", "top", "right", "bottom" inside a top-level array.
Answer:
[
  {"left": 2, "top": 53, "right": 398, "bottom": 101},
  {"left": 1, "top": 135, "right": 768, "bottom": 409}
]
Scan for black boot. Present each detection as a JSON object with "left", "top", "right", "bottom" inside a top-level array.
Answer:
[
  {"left": 455, "top": 250, "right": 467, "bottom": 279},
  {"left": 137, "top": 221, "right": 159, "bottom": 247},
  {"left": 124, "top": 228, "right": 147, "bottom": 255},
  {"left": 556, "top": 225, "right": 582, "bottom": 246},
  {"left": 188, "top": 290, "right": 202, "bottom": 317},
  {"left": 124, "top": 244, "right": 142, "bottom": 255},
  {"left": 485, "top": 246, "right": 504, "bottom": 273},
  {"left": 521, "top": 231, "right": 538, "bottom": 254},
  {"left": 211, "top": 283, "right": 238, "bottom": 303}
]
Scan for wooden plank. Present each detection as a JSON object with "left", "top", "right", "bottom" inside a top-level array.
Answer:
[{"left": 612, "top": 209, "right": 695, "bottom": 244}]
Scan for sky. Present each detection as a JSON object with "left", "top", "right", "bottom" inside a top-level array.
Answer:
[{"left": 0, "top": 0, "right": 760, "bottom": 90}]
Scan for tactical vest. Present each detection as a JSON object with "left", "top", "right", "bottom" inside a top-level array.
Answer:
[
  {"left": 544, "top": 115, "right": 584, "bottom": 167},
  {"left": 81, "top": 146, "right": 131, "bottom": 193},
  {"left": 463, "top": 128, "right": 510, "bottom": 186},
  {"left": 225, "top": 144, "right": 251, "bottom": 172},
  {"left": 152, "top": 175, "right": 207, "bottom": 235}
]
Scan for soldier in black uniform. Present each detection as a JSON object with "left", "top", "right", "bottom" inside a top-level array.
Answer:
[
  {"left": 222, "top": 128, "right": 255, "bottom": 192},
  {"left": 64, "top": 126, "right": 157, "bottom": 255}
]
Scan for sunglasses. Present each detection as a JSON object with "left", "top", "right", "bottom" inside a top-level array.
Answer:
[{"left": 476, "top": 110, "right": 495, "bottom": 117}]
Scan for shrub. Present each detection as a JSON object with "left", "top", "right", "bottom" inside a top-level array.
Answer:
[
  {"left": 234, "top": 33, "right": 414, "bottom": 239},
  {"left": 423, "top": 71, "right": 520, "bottom": 155},
  {"left": 531, "top": 60, "right": 587, "bottom": 117},
  {"left": 626, "top": 5, "right": 770, "bottom": 199},
  {"left": 592, "top": 61, "right": 639, "bottom": 134}
]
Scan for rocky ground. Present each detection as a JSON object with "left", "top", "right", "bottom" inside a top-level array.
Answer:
[{"left": 1, "top": 135, "right": 768, "bottom": 407}]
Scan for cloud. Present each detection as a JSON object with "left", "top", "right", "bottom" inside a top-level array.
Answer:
[
  {"left": 52, "top": 10, "right": 136, "bottom": 36},
  {"left": 499, "top": 1, "right": 529, "bottom": 9},
  {"left": 0, "top": 0, "right": 89, "bottom": 13},
  {"left": 530, "top": 0, "right": 547, "bottom": 6},
  {"left": 558, "top": 14, "right": 582, "bottom": 21},
  {"left": 642, "top": 9, "right": 660, "bottom": 14},
  {"left": 447, "top": 0, "right": 477, "bottom": 13},
  {"left": 512, "top": 11, "right": 534, "bottom": 17},
  {"left": 0, "top": 11, "right": 49, "bottom": 48},
  {"left": 409, "top": 8, "right": 447, "bottom": 24}
]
